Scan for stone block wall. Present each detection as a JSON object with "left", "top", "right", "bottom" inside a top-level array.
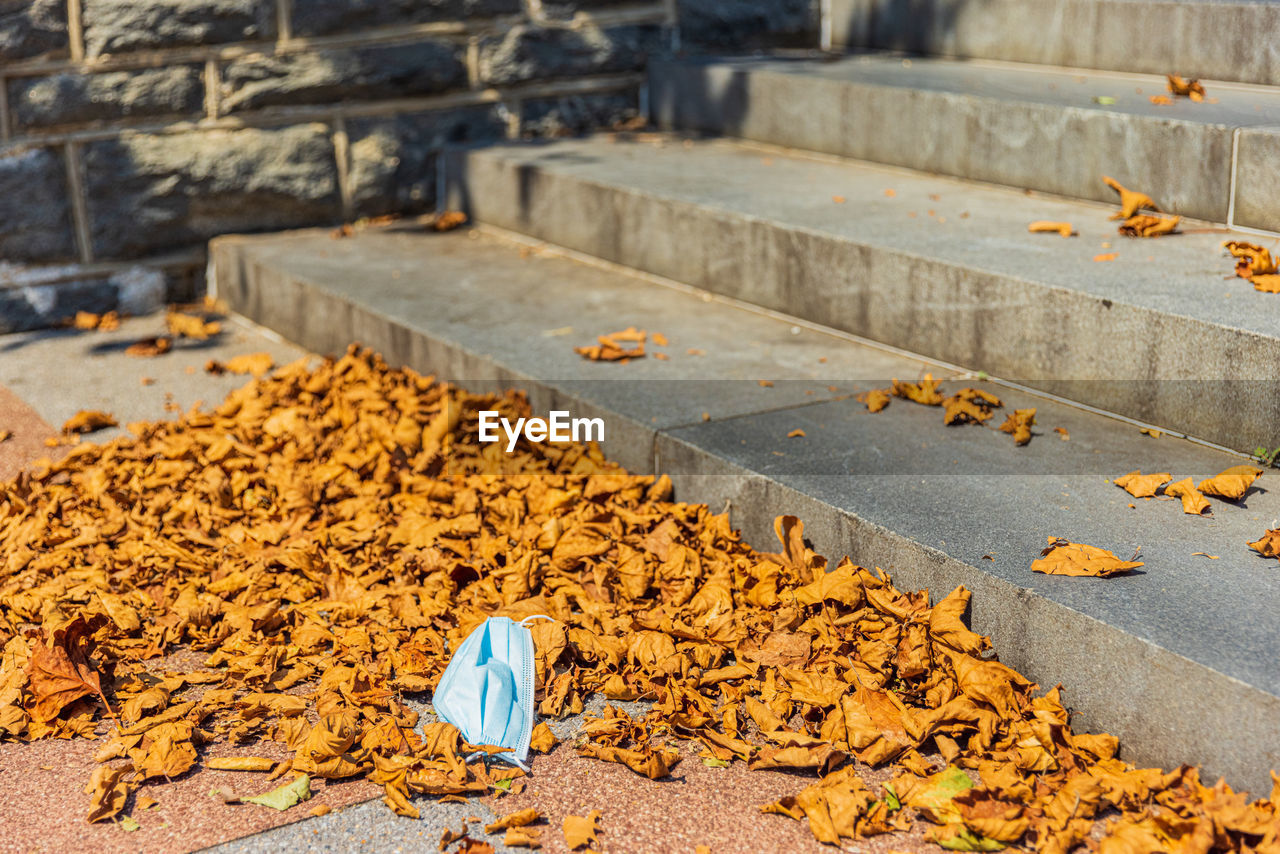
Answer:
[{"left": 0, "top": 0, "right": 818, "bottom": 332}]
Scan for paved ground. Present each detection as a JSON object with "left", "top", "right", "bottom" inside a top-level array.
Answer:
[{"left": 0, "top": 313, "right": 944, "bottom": 854}]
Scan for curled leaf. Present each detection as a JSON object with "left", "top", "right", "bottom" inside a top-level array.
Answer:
[
  {"left": 63, "top": 410, "right": 117, "bottom": 435},
  {"left": 999, "top": 409, "right": 1036, "bottom": 446},
  {"left": 1163, "top": 479, "right": 1210, "bottom": 515},
  {"left": 1113, "top": 471, "right": 1172, "bottom": 498},
  {"left": 1028, "top": 221, "right": 1074, "bottom": 238},
  {"left": 1102, "top": 176, "right": 1160, "bottom": 219},
  {"left": 1197, "top": 465, "right": 1262, "bottom": 501},
  {"left": 1248, "top": 529, "right": 1280, "bottom": 560},
  {"left": 1032, "top": 537, "right": 1142, "bottom": 578}
]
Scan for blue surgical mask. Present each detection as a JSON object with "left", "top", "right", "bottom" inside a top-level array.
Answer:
[{"left": 432, "top": 615, "right": 550, "bottom": 769}]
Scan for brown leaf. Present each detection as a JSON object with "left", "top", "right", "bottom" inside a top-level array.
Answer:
[
  {"left": 1224, "top": 240, "right": 1278, "bottom": 279},
  {"left": 25, "top": 615, "right": 111, "bottom": 722},
  {"left": 1028, "top": 221, "right": 1074, "bottom": 237},
  {"left": 891, "top": 374, "right": 944, "bottom": 406},
  {"left": 1102, "top": 176, "right": 1160, "bottom": 219},
  {"left": 942, "top": 388, "right": 1002, "bottom": 426},
  {"left": 62, "top": 410, "right": 117, "bottom": 434},
  {"left": 857, "top": 388, "right": 892, "bottom": 412},
  {"left": 224, "top": 352, "right": 275, "bottom": 377},
  {"left": 999, "top": 408, "right": 1036, "bottom": 445},
  {"left": 787, "top": 429, "right": 805, "bottom": 438},
  {"left": 1118, "top": 214, "right": 1180, "bottom": 237},
  {"left": 1248, "top": 529, "right": 1280, "bottom": 560},
  {"left": 1167, "top": 74, "right": 1206, "bottom": 101},
  {"left": 576, "top": 327, "right": 646, "bottom": 362},
  {"left": 432, "top": 210, "right": 468, "bottom": 232},
  {"left": 1094, "top": 252, "right": 1118, "bottom": 262},
  {"left": 1251, "top": 274, "right": 1280, "bottom": 293},
  {"left": 1113, "top": 471, "right": 1172, "bottom": 498},
  {"left": 528, "top": 722, "right": 558, "bottom": 753},
  {"left": 563, "top": 810, "right": 602, "bottom": 850},
  {"left": 1032, "top": 537, "right": 1142, "bottom": 578},
  {"left": 1164, "top": 478, "right": 1211, "bottom": 515},
  {"left": 167, "top": 312, "right": 222, "bottom": 340},
  {"left": 486, "top": 807, "right": 541, "bottom": 833},
  {"left": 208, "top": 757, "right": 276, "bottom": 772},
  {"left": 85, "top": 764, "right": 136, "bottom": 823},
  {"left": 125, "top": 336, "right": 173, "bottom": 357},
  {"left": 1197, "top": 465, "right": 1262, "bottom": 501}
]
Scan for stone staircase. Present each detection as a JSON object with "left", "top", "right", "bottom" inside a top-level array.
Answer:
[{"left": 212, "top": 1, "right": 1280, "bottom": 795}]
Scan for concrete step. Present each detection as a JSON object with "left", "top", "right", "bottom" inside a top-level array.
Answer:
[
  {"left": 651, "top": 52, "right": 1280, "bottom": 231},
  {"left": 451, "top": 133, "right": 1280, "bottom": 455},
  {"left": 830, "top": 0, "right": 1280, "bottom": 88},
  {"left": 212, "top": 223, "right": 1280, "bottom": 794}
]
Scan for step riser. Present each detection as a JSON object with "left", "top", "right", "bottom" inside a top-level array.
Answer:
[
  {"left": 651, "top": 60, "right": 1239, "bottom": 226},
  {"left": 455, "top": 148, "right": 1280, "bottom": 454},
  {"left": 831, "top": 0, "right": 1280, "bottom": 88},
  {"left": 213, "top": 232, "right": 1280, "bottom": 794}
]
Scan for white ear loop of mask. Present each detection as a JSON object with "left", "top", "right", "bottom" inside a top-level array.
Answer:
[{"left": 519, "top": 614, "right": 556, "bottom": 627}]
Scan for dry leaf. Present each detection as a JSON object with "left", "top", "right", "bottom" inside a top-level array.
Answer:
[
  {"left": 787, "top": 429, "right": 806, "bottom": 438},
  {"left": 892, "top": 374, "right": 944, "bottom": 406},
  {"left": 1032, "top": 537, "right": 1143, "bottom": 577},
  {"left": 1054, "top": 427, "right": 1069, "bottom": 441},
  {"left": 1197, "top": 465, "right": 1262, "bottom": 501},
  {"left": 1251, "top": 274, "right": 1280, "bottom": 293},
  {"left": 1102, "top": 176, "right": 1160, "bottom": 219},
  {"left": 26, "top": 615, "right": 112, "bottom": 722},
  {"left": 1028, "top": 221, "right": 1074, "bottom": 237},
  {"left": 1149, "top": 95, "right": 1173, "bottom": 105},
  {"left": 62, "top": 410, "right": 117, "bottom": 435},
  {"left": 432, "top": 211, "right": 468, "bottom": 232},
  {"left": 563, "top": 810, "right": 602, "bottom": 850},
  {"left": 1163, "top": 478, "right": 1210, "bottom": 515},
  {"left": 1118, "top": 214, "right": 1180, "bottom": 237},
  {"left": 1167, "top": 74, "right": 1205, "bottom": 101},
  {"left": 576, "top": 327, "right": 646, "bottom": 362},
  {"left": 999, "top": 409, "right": 1036, "bottom": 445},
  {"left": 504, "top": 827, "right": 543, "bottom": 848},
  {"left": 167, "top": 312, "right": 221, "bottom": 340},
  {"left": 942, "top": 388, "right": 1002, "bottom": 426},
  {"left": 86, "top": 764, "right": 135, "bottom": 822},
  {"left": 529, "top": 722, "right": 558, "bottom": 753},
  {"left": 651, "top": 332, "right": 668, "bottom": 347},
  {"left": 1094, "top": 253, "right": 1118, "bottom": 262},
  {"left": 1248, "top": 529, "right": 1280, "bottom": 559},
  {"left": 1113, "top": 471, "right": 1172, "bottom": 498},
  {"left": 208, "top": 757, "right": 275, "bottom": 772},
  {"left": 125, "top": 337, "right": 172, "bottom": 357},
  {"left": 487, "top": 808, "right": 541, "bottom": 833},
  {"left": 1191, "top": 553, "right": 1219, "bottom": 559},
  {"left": 858, "top": 389, "right": 892, "bottom": 413},
  {"left": 224, "top": 353, "right": 275, "bottom": 377},
  {"left": 1139, "top": 428, "right": 1162, "bottom": 438},
  {"left": 309, "top": 804, "right": 331, "bottom": 817}
]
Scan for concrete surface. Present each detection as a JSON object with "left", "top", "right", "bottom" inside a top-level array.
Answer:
[
  {"left": 453, "top": 134, "right": 1280, "bottom": 454},
  {"left": 652, "top": 53, "right": 1280, "bottom": 228},
  {"left": 829, "top": 0, "right": 1280, "bottom": 88},
  {"left": 213, "top": 222, "right": 1280, "bottom": 792},
  {"left": 0, "top": 311, "right": 308, "bottom": 442}
]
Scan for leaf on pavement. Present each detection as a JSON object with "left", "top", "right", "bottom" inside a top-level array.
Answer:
[
  {"left": 26, "top": 614, "right": 111, "bottom": 722},
  {"left": 1167, "top": 74, "right": 1206, "bottom": 101},
  {"left": 1163, "top": 478, "right": 1211, "bottom": 515},
  {"left": 241, "top": 774, "right": 312, "bottom": 810},
  {"left": 1113, "top": 471, "right": 1172, "bottom": 498},
  {"left": 858, "top": 388, "right": 892, "bottom": 412},
  {"left": 1223, "top": 241, "right": 1277, "bottom": 278},
  {"left": 125, "top": 336, "right": 172, "bottom": 357},
  {"left": 1028, "top": 221, "right": 1074, "bottom": 238},
  {"left": 576, "top": 327, "right": 646, "bottom": 362},
  {"left": 1118, "top": 214, "right": 1180, "bottom": 237},
  {"left": 892, "top": 375, "right": 945, "bottom": 406},
  {"left": 999, "top": 409, "right": 1036, "bottom": 446},
  {"left": 1248, "top": 529, "right": 1280, "bottom": 560},
  {"left": 167, "top": 312, "right": 222, "bottom": 340},
  {"left": 486, "top": 808, "right": 541, "bottom": 833},
  {"left": 529, "top": 722, "right": 558, "bottom": 753},
  {"left": 943, "top": 388, "right": 1002, "bottom": 426},
  {"left": 1032, "top": 537, "right": 1143, "bottom": 577},
  {"left": 563, "top": 810, "right": 602, "bottom": 851},
  {"left": 1197, "top": 465, "right": 1262, "bottom": 501},
  {"left": 1102, "top": 176, "right": 1160, "bottom": 219},
  {"left": 62, "top": 410, "right": 117, "bottom": 435},
  {"left": 208, "top": 757, "right": 276, "bottom": 772},
  {"left": 86, "top": 764, "right": 136, "bottom": 823},
  {"left": 224, "top": 353, "right": 275, "bottom": 377}
]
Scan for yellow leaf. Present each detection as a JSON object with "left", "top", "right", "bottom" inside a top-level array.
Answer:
[
  {"left": 1102, "top": 176, "right": 1160, "bottom": 219},
  {"left": 208, "top": 757, "right": 276, "bottom": 772},
  {"left": 1113, "top": 471, "right": 1172, "bottom": 498},
  {"left": 1031, "top": 537, "right": 1142, "bottom": 578},
  {"left": 1197, "top": 465, "right": 1262, "bottom": 501},
  {"left": 1027, "top": 221, "right": 1074, "bottom": 237},
  {"left": 563, "top": 810, "right": 602, "bottom": 850},
  {"left": 62, "top": 410, "right": 117, "bottom": 435},
  {"left": 1163, "top": 478, "right": 1210, "bottom": 515}
]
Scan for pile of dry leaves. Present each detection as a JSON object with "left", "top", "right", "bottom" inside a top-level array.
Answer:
[{"left": 1, "top": 348, "right": 1278, "bottom": 851}]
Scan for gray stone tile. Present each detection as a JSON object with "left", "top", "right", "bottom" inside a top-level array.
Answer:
[
  {"left": 457, "top": 136, "right": 1280, "bottom": 452},
  {"left": 1231, "top": 125, "right": 1280, "bottom": 232}
]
